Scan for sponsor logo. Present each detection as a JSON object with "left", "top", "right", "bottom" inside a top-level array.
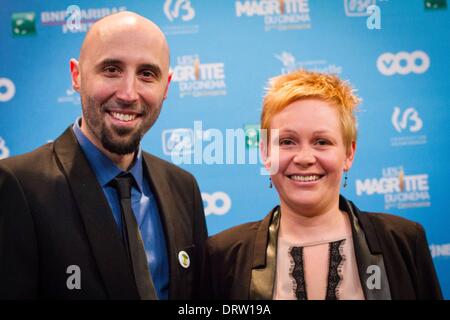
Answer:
[
  {"left": 12, "top": 12, "right": 36, "bottom": 36},
  {"left": 377, "top": 51, "right": 430, "bottom": 76},
  {"left": 392, "top": 107, "right": 423, "bottom": 133},
  {"left": 162, "top": 128, "right": 195, "bottom": 156},
  {"left": 344, "top": 0, "right": 376, "bottom": 17},
  {"left": 235, "top": 0, "right": 312, "bottom": 31},
  {"left": 162, "top": 0, "right": 198, "bottom": 35},
  {"left": 40, "top": 6, "right": 127, "bottom": 34},
  {"left": 390, "top": 107, "right": 427, "bottom": 147},
  {"left": 161, "top": 121, "right": 276, "bottom": 175},
  {"left": 164, "top": 0, "right": 195, "bottom": 22},
  {"left": 171, "top": 54, "right": 227, "bottom": 98},
  {"left": 355, "top": 166, "right": 431, "bottom": 210},
  {"left": 430, "top": 243, "right": 450, "bottom": 258},
  {"left": 0, "top": 78, "right": 16, "bottom": 102},
  {"left": 0, "top": 137, "right": 10, "bottom": 160},
  {"left": 57, "top": 87, "right": 81, "bottom": 105},
  {"left": 275, "top": 51, "right": 343, "bottom": 74},
  {"left": 202, "top": 191, "right": 232, "bottom": 216},
  {"left": 244, "top": 124, "right": 260, "bottom": 149},
  {"left": 161, "top": 121, "right": 259, "bottom": 164},
  {"left": 424, "top": 0, "right": 447, "bottom": 10}
]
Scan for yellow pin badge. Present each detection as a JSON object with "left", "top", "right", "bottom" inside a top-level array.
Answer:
[{"left": 178, "top": 251, "right": 190, "bottom": 269}]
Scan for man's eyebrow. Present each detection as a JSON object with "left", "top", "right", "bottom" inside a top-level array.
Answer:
[
  {"left": 139, "top": 63, "right": 162, "bottom": 79},
  {"left": 95, "top": 59, "right": 162, "bottom": 79},
  {"left": 96, "top": 59, "right": 124, "bottom": 69}
]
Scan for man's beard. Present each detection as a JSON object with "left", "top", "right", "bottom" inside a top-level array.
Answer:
[
  {"left": 100, "top": 125, "right": 142, "bottom": 155},
  {"left": 81, "top": 96, "right": 155, "bottom": 155}
]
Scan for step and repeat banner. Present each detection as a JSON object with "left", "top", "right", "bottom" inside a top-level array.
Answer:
[{"left": 1, "top": 1, "right": 449, "bottom": 298}]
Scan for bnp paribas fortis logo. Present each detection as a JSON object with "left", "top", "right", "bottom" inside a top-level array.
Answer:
[{"left": 12, "top": 12, "right": 36, "bottom": 36}]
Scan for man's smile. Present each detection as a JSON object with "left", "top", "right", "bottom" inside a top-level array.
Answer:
[
  {"left": 105, "top": 109, "right": 143, "bottom": 127},
  {"left": 109, "top": 111, "right": 138, "bottom": 122}
]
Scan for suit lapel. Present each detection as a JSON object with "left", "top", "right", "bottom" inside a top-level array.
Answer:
[
  {"left": 142, "top": 153, "right": 181, "bottom": 299},
  {"left": 53, "top": 127, "right": 138, "bottom": 299},
  {"left": 250, "top": 207, "right": 279, "bottom": 300},
  {"left": 341, "top": 196, "right": 392, "bottom": 300}
]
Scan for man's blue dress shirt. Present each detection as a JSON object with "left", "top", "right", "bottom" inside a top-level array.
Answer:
[{"left": 72, "top": 118, "right": 169, "bottom": 299}]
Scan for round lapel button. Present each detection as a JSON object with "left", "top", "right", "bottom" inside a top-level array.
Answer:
[{"left": 178, "top": 251, "right": 190, "bottom": 269}]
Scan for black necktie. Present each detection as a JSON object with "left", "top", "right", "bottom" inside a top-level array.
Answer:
[{"left": 111, "top": 174, "right": 158, "bottom": 300}]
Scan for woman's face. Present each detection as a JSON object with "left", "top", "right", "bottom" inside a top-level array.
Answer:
[{"left": 266, "top": 98, "right": 355, "bottom": 216}]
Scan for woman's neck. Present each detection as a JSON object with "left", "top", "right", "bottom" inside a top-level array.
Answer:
[{"left": 278, "top": 201, "right": 348, "bottom": 244}]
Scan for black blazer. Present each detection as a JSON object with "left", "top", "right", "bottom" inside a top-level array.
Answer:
[
  {"left": 205, "top": 197, "right": 442, "bottom": 300},
  {"left": 0, "top": 127, "right": 207, "bottom": 299}
]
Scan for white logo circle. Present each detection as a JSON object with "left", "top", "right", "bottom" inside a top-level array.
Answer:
[
  {"left": 377, "top": 51, "right": 430, "bottom": 76},
  {"left": 202, "top": 192, "right": 232, "bottom": 216},
  {"left": 178, "top": 251, "right": 190, "bottom": 269},
  {"left": 0, "top": 78, "right": 16, "bottom": 102}
]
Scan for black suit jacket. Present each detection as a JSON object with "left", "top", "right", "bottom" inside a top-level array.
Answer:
[
  {"left": 205, "top": 197, "right": 442, "bottom": 300},
  {"left": 0, "top": 127, "right": 207, "bottom": 299}
]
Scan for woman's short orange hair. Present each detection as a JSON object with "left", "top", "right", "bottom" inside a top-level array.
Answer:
[{"left": 261, "top": 69, "right": 361, "bottom": 152}]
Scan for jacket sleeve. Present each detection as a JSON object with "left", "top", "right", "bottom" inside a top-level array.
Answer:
[
  {"left": 0, "top": 163, "right": 39, "bottom": 299},
  {"left": 413, "top": 223, "right": 443, "bottom": 300}
]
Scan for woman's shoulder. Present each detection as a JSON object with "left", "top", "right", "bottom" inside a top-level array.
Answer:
[
  {"left": 207, "top": 219, "right": 263, "bottom": 253},
  {"left": 359, "top": 210, "right": 425, "bottom": 240},
  {"left": 207, "top": 207, "right": 276, "bottom": 253}
]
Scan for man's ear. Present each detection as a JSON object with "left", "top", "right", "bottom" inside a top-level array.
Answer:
[
  {"left": 163, "top": 71, "right": 172, "bottom": 100},
  {"left": 70, "top": 59, "right": 81, "bottom": 92}
]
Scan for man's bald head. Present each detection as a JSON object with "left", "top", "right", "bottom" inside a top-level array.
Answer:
[
  {"left": 79, "top": 11, "right": 170, "bottom": 71},
  {"left": 69, "top": 11, "right": 172, "bottom": 162}
]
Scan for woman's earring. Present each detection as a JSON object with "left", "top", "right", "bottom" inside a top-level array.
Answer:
[
  {"left": 269, "top": 178, "right": 273, "bottom": 189},
  {"left": 343, "top": 171, "right": 348, "bottom": 188}
]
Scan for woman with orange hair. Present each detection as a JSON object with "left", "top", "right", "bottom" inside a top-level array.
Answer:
[{"left": 205, "top": 70, "right": 442, "bottom": 300}]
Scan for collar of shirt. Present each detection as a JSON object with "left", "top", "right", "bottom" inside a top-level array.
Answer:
[{"left": 72, "top": 117, "right": 145, "bottom": 192}]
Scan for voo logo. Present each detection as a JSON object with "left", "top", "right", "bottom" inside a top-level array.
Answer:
[
  {"left": 0, "top": 78, "right": 16, "bottom": 102},
  {"left": 377, "top": 51, "right": 430, "bottom": 76},
  {"left": 202, "top": 192, "right": 231, "bottom": 216},
  {"left": 163, "top": 0, "right": 195, "bottom": 22},
  {"left": 392, "top": 107, "right": 423, "bottom": 133}
]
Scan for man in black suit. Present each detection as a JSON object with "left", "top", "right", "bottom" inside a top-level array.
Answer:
[{"left": 0, "top": 11, "right": 207, "bottom": 299}]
